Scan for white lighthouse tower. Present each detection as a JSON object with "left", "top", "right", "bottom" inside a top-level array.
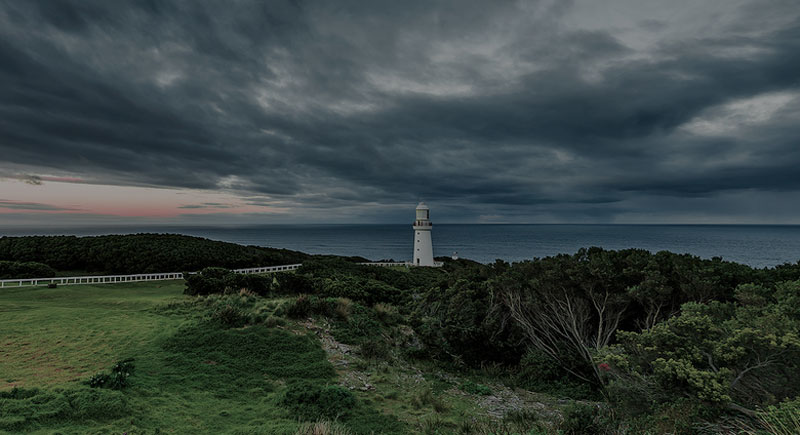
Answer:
[{"left": 412, "top": 202, "right": 435, "bottom": 266}]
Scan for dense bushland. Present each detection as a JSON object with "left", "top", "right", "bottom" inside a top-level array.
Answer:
[
  {"left": 411, "top": 271, "right": 526, "bottom": 366},
  {"left": 298, "top": 257, "right": 446, "bottom": 292},
  {"left": 0, "top": 260, "right": 56, "bottom": 279},
  {"left": 184, "top": 257, "right": 446, "bottom": 306},
  {"left": 184, "top": 267, "right": 275, "bottom": 296},
  {"left": 601, "top": 281, "right": 800, "bottom": 420},
  {"left": 496, "top": 248, "right": 761, "bottom": 382},
  {"left": 0, "top": 234, "right": 308, "bottom": 274},
  {"left": 411, "top": 248, "right": 800, "bottom": 431},
  {"left": 297, "top": 257, "right": 447, "bottom": 306},
  {"left": 415, "top": 249, "right": 788, "bottom": 368}
]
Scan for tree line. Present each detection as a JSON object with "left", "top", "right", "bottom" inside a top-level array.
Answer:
[
  {"left": 0, "top": 234, "right": 309, "bottom": 275},
  {"left": 0, "top": 260, "right": 56, "bottom": 279}
]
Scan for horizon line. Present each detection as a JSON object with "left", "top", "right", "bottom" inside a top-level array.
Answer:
[{"left": 3, "top": 222, "right": 800, "bottom": 231}]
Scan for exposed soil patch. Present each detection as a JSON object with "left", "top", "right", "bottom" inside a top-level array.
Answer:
[{"left": 301, "top": 319, "right": 374, "bottom": 390}]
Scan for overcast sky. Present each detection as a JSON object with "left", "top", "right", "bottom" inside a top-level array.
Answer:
[{"left": 1, "top": 0, "right": 799, "bottom": 226}]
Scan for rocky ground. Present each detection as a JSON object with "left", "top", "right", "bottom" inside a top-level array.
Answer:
[{"left": 301, "top": 317, "right": 567, "bottom": 428}]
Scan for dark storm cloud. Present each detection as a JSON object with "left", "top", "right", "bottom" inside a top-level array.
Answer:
[
  {"left": 0, "top": 200, "right": 79, "bottom": 211},
  {"left": 0, "top": 0, "right": 799, "bottom": 221},
  {"left": 21, "top": 175, "right": 43, "bottom": 185},
  {"left": 178, "top": 202, "right": 235, "bottom": 209}
]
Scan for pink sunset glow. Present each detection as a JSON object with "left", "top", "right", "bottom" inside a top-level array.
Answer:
[{"left": 0, "top": 177, "right": 282, "bottom": 219}]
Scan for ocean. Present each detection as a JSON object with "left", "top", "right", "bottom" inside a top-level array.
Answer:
[{"left": 3, "top": 224, "right": 800, "bottom": 269}]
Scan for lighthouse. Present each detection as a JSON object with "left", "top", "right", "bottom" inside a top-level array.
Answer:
[{"left": 412, "top": 202, "right": 435, "bottom": 266}]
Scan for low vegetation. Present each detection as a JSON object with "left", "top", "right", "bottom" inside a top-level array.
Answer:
[{"left": 2, "top": 240, "right": 800, "bottom": 433}]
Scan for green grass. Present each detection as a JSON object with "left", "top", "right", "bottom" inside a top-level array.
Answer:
[
  {"left": 0, "top": 281, "right": 186, "bottom": 390},
  {"left": 161, "top": 322, "right": 336, "bottom": 389},
  {"left": 0, "top": 281, "right": 408, "bottom": 434}
]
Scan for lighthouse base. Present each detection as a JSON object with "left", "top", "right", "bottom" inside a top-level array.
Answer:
[{"left": 413, "top": 227, "right": 434, "bottom": 266}]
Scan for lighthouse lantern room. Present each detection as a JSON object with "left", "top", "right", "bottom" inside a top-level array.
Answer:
[{"left": 412, "top": 202, "right": 434, "bottom": 266}]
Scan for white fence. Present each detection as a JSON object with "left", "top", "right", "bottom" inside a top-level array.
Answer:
[
  {"left": 231, "top": 264, "right": 302, "bottom": 274},
  {"left": 357, "top": 261, "right": 412, "bottom": 267},
  {"left": 0, "top": 272, "right": 186, "bottom": 289},
  {"left": 0, "top": 260, "right": 447, "bottom": 289},
  {"left": 0, "top": 263, "right": 303, "bottom": 289},
  {"left": 358, "top": 261, "right": 444, "bottom": 267}
]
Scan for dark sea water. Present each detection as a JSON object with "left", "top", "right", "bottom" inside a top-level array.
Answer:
[{"left": 3, "top": 224, "right": 800, "bottom": 268}]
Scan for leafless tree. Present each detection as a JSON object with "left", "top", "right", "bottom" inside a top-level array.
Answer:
[{"left": 500, "top": 280, "right": 628, "bottom": 384}]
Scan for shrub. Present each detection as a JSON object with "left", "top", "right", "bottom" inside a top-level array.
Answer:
[
  {"left": 199, "top": 267, "right": 231, "bottom": 279},
  {"left": 515, "top": 348, "right": 595, "bottom": 399},
  {"left": 298, "top": 257, "right": 446, "bottom": 295},
  {"left": 211, "top": 304, "right": 249, "bottom": 328},
  {"left": 184, "top": 269, "right": 227, "bottom": 296},
  {"left": 222, "top": 274, "right": 248, "bottom": 293},
  {"left": 601, "top": 290, "right": 800, "bottom": 414},
  {"left": 374, "top": 303, "right": 400, "bottom": 325},
  {"left": 412, "top": 388, "right": 448, "bottom": 413},
  {"left": 277, "top": 273, "right": 316, "bottom": 294},
  {"left": 459, "top": 381, "right": 492, "bottom": 396},
  {"left": 334, "top": 298, "right": 353, "bottom": 320},
  {"left": 626, "top": 400, "right": 718, "bottom": 435},
  {"left": 264, "top": 315, "right": 286, "bottom": 328},
  {"left": 285, "top": 295, "right": 355, "bottom": 322},
  {"left": 419, "top": 415, "right": 446, "bottom": 433},
  {"left": 331, "top": 303, "right": 382, "bottom": 345},
  {"left": 559, "top": 403, "right": 606, "bottom": 435},
  {"left": 287, "top": 295, "right": 314, "bottom": 319},
  {"left": 87, "top": 373, "right": 110, "bottom": 388},
  {"left": 185, "top": 268, "right": 275, "bottom": 296},
  {"left": 224, "top": 273, "right": 273, "bottom": 295},
  {"left": 410, "top": 277, "right": 526, "bottom": 367},
  {"left": 281, "top": 382, "right": 356, "bottom": 420},
  {"left": 517, "top": 348, "right": 565, "bottom": 383},
  {"left": 198, "top": 293, "right": 259, "bottom": 327},
  {"left": 87, "top": 358, "right": 135, "bottom": 390},
  {"left": 360, "top": 340, "right": 391, "bottom": 360},
  {"left": 318, "top": 276, "right": 405, "bottom": 305},
  {"left": 757, "top": 397, "right": 800, "bottom": 435}
]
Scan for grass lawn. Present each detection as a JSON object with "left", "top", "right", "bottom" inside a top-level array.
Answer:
[{"left": 1, "top": 281, "right": 187, "bottom": 390}]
